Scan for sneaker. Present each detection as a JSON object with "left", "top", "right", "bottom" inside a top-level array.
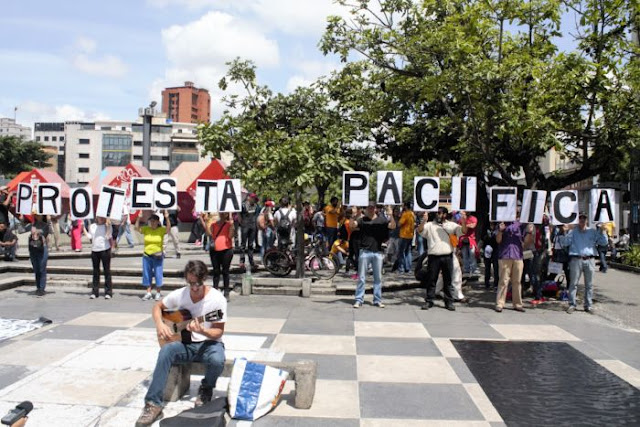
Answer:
[
  {"left": 566, "top": 305, "right": 576, "bottom": 314},
  {"left": 353, "top": 301, "right": 362, "bottom": 309},
  {"left": 194, "top": 384, "right": 213, "bottom": 408},
  {"left": 35, "top": 289, "right": 45, "bottom": 296},
  {"left": 89, "top": 294, "right": 96, "bottom": 299},
  {"left": 135, "top": 402, "right": 163, "bottom": 426},
  {"left": 585, "top": 307, "right": 594, "bottom": 314},
  {"left": 421, "top": 301, "right": 434, "bottom": 310},
  {"left": 176, "top": 253, "right": 181, "bottom": 259},
  {"left": 105, "top": 294, "right": 112, "bottom": 300},
  {"left": 445, "top": 304, "right": 456, "bottom": 311},
  {"left": 373, "top": 302, "right": 385, "bottom": 308},
  {"left": 154, "top": 292, "right": 162, "bottom": 301},
  {"left": 141, "top": 292, "right": 152, "bottom": 301}
]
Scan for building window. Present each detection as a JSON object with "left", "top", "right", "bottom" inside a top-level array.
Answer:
[
  {"left": 79, "top": 138, "right": 90, "bottom": 144},
  {"left": 121, "top": 127, "right": 126, "bottom": 131},
  {"left": 79, "top": 153, "right": 90, "bottom": 159},
  {"left": 102, "top": 134, "right": 132, "bottom": 168},
  {"left": 36, "top": 136, "right": 41, "bottom": 142},
  {"left": 133, "top": 155, "right": 143, "bottom": 160},
  {"left": 133, "top": 140, "right": 142, "bottom": 146},
  {"left": 60, "top": 136, "right": 65, "bottom": 141},
  {"left": 81, "top": 123, "right": 95, "bottom": 130},
  {"left": 44, "top": 136, "right": 49, "bottom": 141},
  {"left": 52, "top": 136, "right": 57, "bottom": 141},
  {"left": 170, "top": 152, "right": 199, "bottom": 172},
  {"left": 78, "top": 167, "right": 89, "bottom": 173}
]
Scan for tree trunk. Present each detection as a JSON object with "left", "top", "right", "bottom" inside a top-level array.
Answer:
[
  {"left": 295, "top": 187, "right": 305, "bottom": 278},
  {"left": 316, "top": 183, "right": 328, "bottom": 208}
]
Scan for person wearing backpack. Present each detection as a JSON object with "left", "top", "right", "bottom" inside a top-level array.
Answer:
[{"left": 274, "top": 197, "right": 296, "bottom": 249}]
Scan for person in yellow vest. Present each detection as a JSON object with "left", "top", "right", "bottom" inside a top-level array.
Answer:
[{"left": 397, "top": 201, "right": 416, "bottom": 274}]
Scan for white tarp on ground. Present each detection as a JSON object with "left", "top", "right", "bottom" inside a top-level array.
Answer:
[{"left": 0, "top": 317, "right": 51, "bottom": 343}]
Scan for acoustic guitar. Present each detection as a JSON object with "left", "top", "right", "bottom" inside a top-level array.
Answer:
[{"left": 158, "top": 309, "right": 224, "bottom": 347}]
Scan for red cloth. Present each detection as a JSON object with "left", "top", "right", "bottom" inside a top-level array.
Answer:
[{"left": 210, "top": 221, "right": 233, "bottom": 251}]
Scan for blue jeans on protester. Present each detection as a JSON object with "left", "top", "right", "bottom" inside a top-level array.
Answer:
[
  {"left": 29, "top": 246, "right": 48, "bottom": 291},
  {"left": 260, "top": 228, "right": 275, "bottom": 260},
  {"left": 397, "top": 237, "right": 412, "bottom": 273},
  {"left": 568, "top": 257, "right": 595, "bottom": 309},
  {"left": 117, "top": 222, "right": 134, "bottom": 247},
  {"left": 461, "top": 244, "right": 477, "bottom": 274},
  {"left": 355, "top": 250, "right": 383, "bottom": 305},
  {"left": 142, "top": 254, "right": 164, "bottom": 287},
  {"left": 598, "top": 247, "right": 608, "bottom": 272},
  {"left": 145, "top": 340, "right": 225, "bottom": 406},
  {"left": 416, "top": 235, "right": 425, "bottom": 256}
]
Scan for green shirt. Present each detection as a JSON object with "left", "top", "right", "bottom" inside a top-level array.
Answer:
[{"left": 141, "top": 226, "right": 166, "bottom": 255}]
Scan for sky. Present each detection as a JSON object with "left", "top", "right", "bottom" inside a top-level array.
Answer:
[
  {"left": 0, "top": 0, "right": 580, "bottom": 130},
  {"left": 0, "top": 0, "right": 349, "bottom": 128}
]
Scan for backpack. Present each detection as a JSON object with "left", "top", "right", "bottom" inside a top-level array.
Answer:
[{"left": 276, "top": 209, "right": 292, "bottom": 237}]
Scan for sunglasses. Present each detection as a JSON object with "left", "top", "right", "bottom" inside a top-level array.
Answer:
[{"left": 187, "top": 280, "right": 204, "bottom": 287}]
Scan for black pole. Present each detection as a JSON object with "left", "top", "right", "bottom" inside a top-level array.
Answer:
[
  {"left": 295, "top": 187, "right": 305, "bottom": 278},
  {"left": 142, "top": 107, "right": 153, "bottom": 170}
]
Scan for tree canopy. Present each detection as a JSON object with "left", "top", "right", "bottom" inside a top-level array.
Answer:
[
  {"left": 0, "top": 136, "right": 51, "bottom": 178},
  {"left": 320, "top": 0, "right": 640, "bottom": 190}
]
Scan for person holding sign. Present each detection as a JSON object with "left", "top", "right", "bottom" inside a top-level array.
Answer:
[
  {"left": 559, "top": 212, "right": 609, "bottom": 314},
  {"left": 495, "top": 217, "right": 533, "bottom": 313},
  {"left": 418, "top": 207, "right": 465, "bottom": 311},
  {"left": 351, "top": 202, "right": 396, "bottom": 308},
  {"left": 84, "top": 217, "right": 113, "bottom": 299},
  {"left": 136, "top": 211, "right": 171, "bottom": 301},
  {"left": 24, "top": 212, "right": 50, "bottom": 297},
  {"left": 202, "top": 212, "right": 235, "bottom": 300}
]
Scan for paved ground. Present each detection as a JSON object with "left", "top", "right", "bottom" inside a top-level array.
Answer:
[{"left": 0, "top": 267, "right": 639, "bottom": 426}]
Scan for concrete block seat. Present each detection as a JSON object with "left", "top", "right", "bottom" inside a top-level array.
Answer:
[{"left": 164, "top": 358, "right": 317, "bottom": 409}]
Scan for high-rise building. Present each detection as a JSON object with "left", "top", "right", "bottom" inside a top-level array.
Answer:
[
  {"left": 34, "top": 122, "right": 65, "bottom": 177},
  {"left": 161, "top": 81, "right": 211, "bottom": 124},
  {"left": 0, "top": 117, "right": 31, "bottom": 140}
]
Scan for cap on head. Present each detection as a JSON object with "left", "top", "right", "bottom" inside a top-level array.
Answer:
[
  {"left": 578, "top": 211, "right": 588, "bottom": 219},
  {"left": 248, "top": 193, "right": 257, "bottom": 200},
  {"left": 149, "top": 214, "right": 160, "bottom": 222}
]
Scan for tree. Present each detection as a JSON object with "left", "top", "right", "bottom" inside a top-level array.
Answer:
[
  {"left": 0, "top": 136, "right": 51, "bottom": 178},
  {"left": 320, "top": 0, "right": 640, "bottom": 191},
  {"left": 199, "top": 59, "right": 355, "bottom": 277}
]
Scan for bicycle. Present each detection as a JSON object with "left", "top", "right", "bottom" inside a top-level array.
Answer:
[{"left": 263, "top": 234, "right": 338, "bottom": 279}]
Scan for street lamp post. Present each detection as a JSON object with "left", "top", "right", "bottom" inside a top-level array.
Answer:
[{"left": 140, "top": 101, "right": 157, "bottom": 171}]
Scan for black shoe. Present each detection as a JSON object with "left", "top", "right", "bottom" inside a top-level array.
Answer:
[
  {"left": 35, "top": 289, "right": 45, "bottom": 296},
  {"left": 195, "top": 384, "right": 213, "bottom": 407},
  {"left": 176, "top": 253, "right": 181, "bottom": 259},
  {"left": 445, "top": 304, "right": 456, "bottom": 311},
  {"left": 514, "top": 307, "right": 526, "bottom": 313},
  {"left": 421, "top": 301, "right": 434, "bottom": 310}
]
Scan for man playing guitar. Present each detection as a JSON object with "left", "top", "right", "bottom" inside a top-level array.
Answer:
[{"left": 136, "top": 260, "right": 227, "bottom": 427}]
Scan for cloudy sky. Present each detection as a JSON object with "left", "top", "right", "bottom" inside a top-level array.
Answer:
[{"left": 0, "top": 0, "right": 348, "bottom": 127}]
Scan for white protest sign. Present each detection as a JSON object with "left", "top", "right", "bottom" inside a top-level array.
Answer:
[
  {"left": 590, "top": 188, "right": 615, "bottom": 223},
  {"left": 521, "top": 190, "right": 547, "bottom": 224},
  {"left": 70, "top": 188, "right": 94, "bottom": 220},
  {"left": 550, "top": 190, "right": 579, "bottom": 225},
  {"left": 154, "top": 178, "right": 178, "bottom": 210},
  {"left": 96, "top": 186, "right": 126, "bottom": 220},
  {"left": 413, "top": 177, "right": 440, "bottom": 212},
  {"left": 130, "top": 178, "right": 154, "bottom": 210},
  {"left": 490, "top": 187, "right": 517, "bottom": 222},
  {"left": 343, "top": 172, "right": 369, "bottom": 206},
  {"left": 217, "top": 179, "right": 242, "bottom": 212},
  {"left": 37, "top": 184, "right": 61, "bottom": 215},
  {"left": 451, "top": 177, "right": 477, "bottom": 212},
  {"left": 195, "top": 180, "right": 218, "bottom": 213},
  {"left": 16, "top": 183, "right": 34, "bottom": 215},
  {"left": 376, "top": 171, "right": 402, "bottom": 205}
]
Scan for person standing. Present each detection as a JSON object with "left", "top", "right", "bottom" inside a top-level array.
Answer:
[
  {"left": 69, "top": 218, "right": 84, "bottom": 252},
  {"left": 418, "top": 207, "right": 465, "bottom": 311},
  {"left": 164, "top": 208, "right": 181, "bottom": 259},
  {"left": 323, "top": 197, "right": 340, "bottom": 249},
  {"left": 495, "top": 218, "right": 533, "bottom": 313},
  {"left": 26, "top": 213, "right": 50, "bottom": 296},
  {"left": 239, "top": 193, "right": 259, "bottom": 271},
  {"left": 257, "top": 201, "right": 275, "bottom": 261},
  {"left": 458, "top": 211, "right": 479, "bottom": 277},
  {"left": 482, "top": 222, "right": 500, "bottom": 290},
  {"left": 135, "top": 260, "right": 226, "bottom": 427},
  {"left": 203, "top": 212, "right": 235, "bottom": 300},
  {"left": 85, "top": 216, "right": 113, "bottom": 299},
  {"left": 136, "top": 211, "right": 171, "bottom": 301},
  {"left": 351, "top": 203, "right": 396, "bottom": 308},
  {"left": 396, "top": 202, "right": 415, "bottom": 274},
  {"left": 560, "top": 212, "right": 609, "bottom": 314},
  {"left": 116, "top": 203, "right": 135, "bottom": 249}
]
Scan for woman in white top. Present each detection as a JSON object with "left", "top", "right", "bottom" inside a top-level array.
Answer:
[{"left": 84, "top": 217, "right": 113, "bottom": 299}]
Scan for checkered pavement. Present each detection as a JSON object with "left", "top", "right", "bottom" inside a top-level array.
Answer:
[{"left": 0, "top": 293, "right": 639, "bottom": 426}]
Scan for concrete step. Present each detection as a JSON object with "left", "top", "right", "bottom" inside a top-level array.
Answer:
[{"left": 252, "top": 286, "right": 301, "bottom": 296}]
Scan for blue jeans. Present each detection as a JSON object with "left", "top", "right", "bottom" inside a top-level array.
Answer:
[
  {"left": 145, "top": 340, "right": 225, "bottom": 406},
  {"left": 117, "top": 222, "right": 134, "bottom": 246},
  {"left": 397, "top": 238, "right": 412, "bottom": 272},
  {"left": 416, "top": 235, "right": 425, "bottom": 256},
  {"left": 29, "top": 247, "right": 48, "bottom": 291},
  {"left": 355, "top": 250, "right": 383, "bottom": 304},
  {"left": 460, "top": 244, "right": 477, "bottom": 273},
  {"left": 568, "top": 257, "right": 595, "bottom": 309},
  {"left": 598, "top": 248, "right": 608, "bottom": 272},
  {"left": 260, "top": 228, "right": 275, "bottom": 260},
  {"left": 529, "top": 252, "right": 542, "bottom": 299},
  {"left": 142, "top": 254, "right": 164, "bottom": 287}
]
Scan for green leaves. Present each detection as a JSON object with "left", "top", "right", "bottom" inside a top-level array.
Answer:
[{"left": 0, "top": 136, "right": 52, "bottom": 178}]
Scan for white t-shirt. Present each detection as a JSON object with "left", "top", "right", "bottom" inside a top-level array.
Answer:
[
  {"left": 420, "top": 220, "right": 462, "bottom": 256},
  {"left": 88, "top": 223, "right": 111, "bottom": 252},
  {"left": 162, "top": 286, "right": 227, "bottom": 342}
]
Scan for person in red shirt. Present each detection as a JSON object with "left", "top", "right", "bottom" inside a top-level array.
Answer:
[
  {"left": 203, "top": 213, "right": 235, "bottom": 300},
  {"left": 458, "top": 212, "right": 479, "bottom": 276}
]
